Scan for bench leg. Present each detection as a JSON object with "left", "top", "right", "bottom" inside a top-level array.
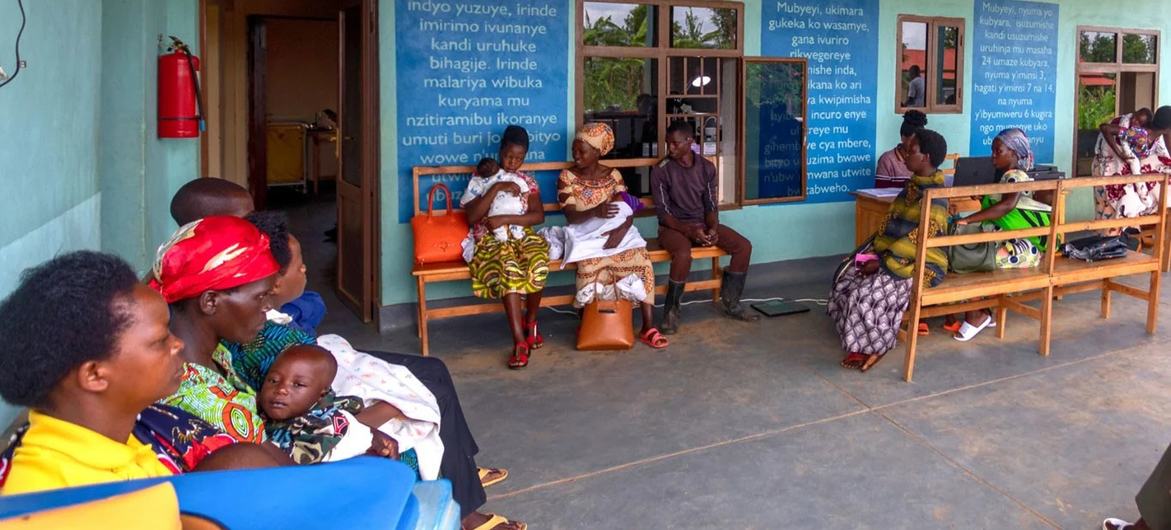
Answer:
[
  {"left": 711, "top": 257, "right": 721, "bottom": 303},
  {"left": 417, "top": 277, "right": 430, "bottom": 356},
  {"left": 995, "top": 302, "right": 1008, "bottom": 340},
  {"left": 1147, "top": 271, "right": 1160, "bottom": 335},
  {"left": 1101, "top": 283, "right": 1113, "bottom": 320},
  {"left": 1039, "top": 285, "right": 1054, "bottom": 357},
  {"left": 902, "top": 303, "right": 923, "bottom": 382}
]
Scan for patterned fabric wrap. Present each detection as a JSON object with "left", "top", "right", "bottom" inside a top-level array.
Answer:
[
  {"left": 872, "top": 171, "right": 950, "bottom": 286},
  {"left": 226, "top": 320, "right": 316, "bottom": 392},
  {"left": 995, "top": 128, "right": 1035, "bottom": 171},
  {"left": 160, "top": 344, "right": 265, "bottom": 443},
  {"left": 1092, "top": 113, "right": 1171, "bottom": 221},
  {"left": 827, "top": 265, "right": 913, "bottom": 356},
  {"left": 149, "top": 216, "right": 280, "bottom": 304},
  {"left": 265, "top": 392, "right": 365, "bottom": 465},
  {"left": 980, "top": 169, "right": 1051, "bottom": 262},
  {"left": 0, "top": 404, "right": 238, "bottom": 487},
  {"left": 468, "top": 229, "right": 550, "bottom": 299},
  {"left": 576, "top": 122, "right": 615, "bottom": 156},
  {"left": 559, "top": 168, "right": 654, "bottom": 306}
]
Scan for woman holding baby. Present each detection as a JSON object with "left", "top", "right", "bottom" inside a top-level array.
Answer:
[
  {"left": 460, "top": 125, "right": 550, "bottom": 369},
  {"left": 559, "top": 123, "right": 668, "bottom": 349}
]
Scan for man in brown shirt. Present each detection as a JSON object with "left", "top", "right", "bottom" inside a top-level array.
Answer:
[{"left": 650, "top": 121, "right": 758, "bottom": 334}]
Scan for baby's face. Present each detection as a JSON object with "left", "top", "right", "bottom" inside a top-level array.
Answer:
[{"left": 259, "top": 353, "right": 332, "bottom": 421}]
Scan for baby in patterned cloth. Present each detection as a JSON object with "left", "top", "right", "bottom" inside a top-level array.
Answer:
[
  {"left": 259, "top": 345, "right": 417, "bottom": 470},
  {"left": 472, "top": 157, "right": 529, "bottom": 241}
]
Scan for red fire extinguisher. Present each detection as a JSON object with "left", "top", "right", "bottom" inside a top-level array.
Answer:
[{"left": 158, "top": 36, "right": 204, "bottom": 138}]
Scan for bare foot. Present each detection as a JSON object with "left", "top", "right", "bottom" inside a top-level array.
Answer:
[{"left": 462, "top": 512, "right": 525, "bottom": 530}]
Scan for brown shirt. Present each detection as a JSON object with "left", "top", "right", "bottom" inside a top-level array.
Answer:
[{"left": 650, "top": 156, "right": 718, "bottom": 225}]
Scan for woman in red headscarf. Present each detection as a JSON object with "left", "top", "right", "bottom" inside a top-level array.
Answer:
[{"left": 150, "top": 216, "right": 283, "bottom": 446}]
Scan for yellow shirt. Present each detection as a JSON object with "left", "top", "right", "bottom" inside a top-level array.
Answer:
[
  {"left": 0, "top": 482, "right": 181, "bottom": 530},
  {"left": 1, "top": 411, "right": 174, "bottom": 496}
]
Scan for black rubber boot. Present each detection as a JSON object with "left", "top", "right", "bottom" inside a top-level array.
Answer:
[
  {"left": 660, "top": 280, "right": 685, "bottom": 335},
  {"left": 720, "top": 271, "right": 760, "bottom": 321}
]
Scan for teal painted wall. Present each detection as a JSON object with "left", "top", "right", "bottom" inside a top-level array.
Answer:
[
  {"left": 0, "top": 0, "right": 104, "bottom": 432},
  {"left": 378, "top": 0, "right": 1171, "bottom": 311},
  {"left": 101, "top": 0, "right": 201, "bottom": 271},
  {"left": 0, "top": 0, "right": 199, "bottom": 431}
]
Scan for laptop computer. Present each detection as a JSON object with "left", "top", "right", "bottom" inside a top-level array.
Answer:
[{"left": 953, "top": 156, "right": 997, "bottom": 187}]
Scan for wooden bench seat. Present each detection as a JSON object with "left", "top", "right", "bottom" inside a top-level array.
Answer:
[
  {"left": 901, "top": 174, "right": 1168, "bottom": 382},
  {"left": 411, "top": 162, "right": 728, "bottom": 356}
]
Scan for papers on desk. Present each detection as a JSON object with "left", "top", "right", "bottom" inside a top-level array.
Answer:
[{"left": 854, "top": 187, "right": 903, "bottom": 199}]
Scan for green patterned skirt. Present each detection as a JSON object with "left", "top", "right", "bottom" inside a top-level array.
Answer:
[{"left": 469, "top": 228, "right": 549, "bottom": 299}]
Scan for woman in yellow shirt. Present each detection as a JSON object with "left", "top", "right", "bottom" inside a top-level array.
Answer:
[{"left": 0, "top": 252, "right": 185, "bottom": 494}]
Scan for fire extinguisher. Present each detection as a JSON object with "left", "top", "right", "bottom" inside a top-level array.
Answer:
[{"left": 158, "top": 36, "right": 204, "bottom": 138}]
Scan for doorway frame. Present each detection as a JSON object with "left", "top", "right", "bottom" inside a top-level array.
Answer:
[{"left": 210, "top": 3, "right": 382, "bottom": 323}]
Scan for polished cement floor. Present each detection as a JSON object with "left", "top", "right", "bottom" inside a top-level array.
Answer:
[{"left": 281, "top": 191, "right": 1169, "bottom": 529}]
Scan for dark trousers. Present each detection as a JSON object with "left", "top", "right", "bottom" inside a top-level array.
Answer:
[
  {"left": 1137, "top": 443, "right": 1171, "bottom": 529},
  {"left": 370, "top": 351, "right": 486, "bottom": 519},
  {"left": 658, "top": 224, "right": 753, "bottom": 281}
]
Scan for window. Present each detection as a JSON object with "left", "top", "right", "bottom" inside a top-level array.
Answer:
[
  {"left": 579, "top": 1, "right": 745, "bottom": 204},
  {"left": 740, "top": 58, "right": 808, "bottom": 204},
  {"left": 1073, "top": 27, "right": 1160, "bottom": 176},
  {"left": 895, "top": 16, "right": 964, "bottom": 114}
]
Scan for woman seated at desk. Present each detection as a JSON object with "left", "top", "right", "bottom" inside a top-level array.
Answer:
[{"left": 875, "top": 110, "right": 928, "bottom": 188}]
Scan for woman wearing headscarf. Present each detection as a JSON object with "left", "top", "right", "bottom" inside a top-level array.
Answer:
[
  {"left": 951, "top": 128, "right": 1053, "bottom": 340},
  {"left": 559, "top": 123, "right": 667, "bottom": 349},
  {"left": 150, "top": 216, "right": 282, "bottom": 444},
  {"left": 1093, "top": 106, "right": 1171, "bottom": 229},
  {"left": 875, "top": 110, "right": 928, "bottom": 188}
]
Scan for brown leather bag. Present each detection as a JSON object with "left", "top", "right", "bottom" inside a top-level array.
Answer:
[
  {"left": 576, "top": 299, "right": 635, "bottom": 351},
  {"left": 411, "top": 183, "right": 469, "bottom": 265}
]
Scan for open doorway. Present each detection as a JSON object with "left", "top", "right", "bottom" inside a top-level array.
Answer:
[{"left": 202, "top": 0, "right": 381, "bottom": 325}]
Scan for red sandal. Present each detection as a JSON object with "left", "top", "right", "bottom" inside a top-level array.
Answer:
[
  {"left": 508, "top": 343, "right": 530, "bottom": 369},
  {"left": 525, "top": 320, "right": 544, "bottom": 350},
  {"left": 639, "top": 328, "right": 669, "bottom": 349}
]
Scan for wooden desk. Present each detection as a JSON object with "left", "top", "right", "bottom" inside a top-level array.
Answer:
[{"left": 853, "top": 193, "right": 982, "bottom": 246}]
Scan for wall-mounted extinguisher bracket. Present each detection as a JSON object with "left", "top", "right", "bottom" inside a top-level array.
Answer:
[{"left": 158, "top": 36, "right": 204, "bottom": 139}]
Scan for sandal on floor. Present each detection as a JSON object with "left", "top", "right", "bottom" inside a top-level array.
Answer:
[
  {"left": 478, "top": 467, "right": 509, "bottom": 488},
  {"left": 525, "top": 320, "right": 544, "bottom": 350},
  {"left": 943, "top": 320, "right": 962, "bottom": 334},
  {"left": 859, "top": 353, "right": 886, "bottom": 373},
  {"left": 1103, "top": 518, "right": 1133, "bottom": 530},
  {"left": 918, "top": 322, "right": 929, "bottom": 336},
  {"left": 469, "top": 513, "right": 527, "bottom": 530},
  {"left": 954, "top": 315, "right": 994, "bottom": 342},
  {"left": 840, "top": 352, "right": 866, "bottom": 370},
  {"left": 639, "top": 328, "right": 669, "bottom": 349},
  {"left": 507, "top": 343, "right": 530, "bottom": 369}
]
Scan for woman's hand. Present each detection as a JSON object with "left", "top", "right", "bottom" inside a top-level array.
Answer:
[
  {"left": 593, "top": 202, "right": 620, "bottom": 219},
  {"left": 367, "top": 430, "right": 399, "bottom": 459},
  {"left": 602, "top": 229, "right": 623, "bottom": 249},
  {"left": 954, "top": 218, "right": 970, "bottom": 226},
  {"left": 492, "top": 181, "right": 522, "bottom": 198},
  {"left": 860, "top": 260, "right": 881, "bottom": 276},
  {"left": 484, "top": 216, "right": 509, "bottom": 230}
]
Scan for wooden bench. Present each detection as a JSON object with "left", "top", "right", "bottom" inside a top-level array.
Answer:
[
  {"left": 900, "top": 174, "right": 1168, "bottom": 382},
  {"left": 411, "top": 161, "right": 727, "bottom": 356}
]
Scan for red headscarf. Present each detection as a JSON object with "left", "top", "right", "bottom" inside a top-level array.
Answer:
[{"left": 149, "top": 216, "right": 280, "bottom": 304}]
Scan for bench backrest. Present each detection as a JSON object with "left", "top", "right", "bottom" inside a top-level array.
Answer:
[{"left": 911, "top": 174, "right": 1170, "bottom": 289}]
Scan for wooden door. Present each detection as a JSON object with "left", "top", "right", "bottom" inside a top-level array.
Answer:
[{"left": 336, "top": 0, "right": 379, "bottom": 322}]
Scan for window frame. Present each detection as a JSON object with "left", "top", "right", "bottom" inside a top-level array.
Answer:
[
  {"left": 1071, "top": 26, "right": 1161, "bottom": 176},
  {"left": 894, "top": 15, "right": 965, "bottom": 115},
  {"left": 576, "top": 0, "right": 746, "bottom": 206},
  {"left": 738, "top": 57, "right": 809, "bottom": 205}
]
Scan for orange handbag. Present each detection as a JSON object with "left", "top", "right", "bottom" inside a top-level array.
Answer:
[
  {"left": 411, "top": 183, "right": 469, "bottom": 265},
  {"left": 576, "top": 299, "right": 635, "bottom": 351}
]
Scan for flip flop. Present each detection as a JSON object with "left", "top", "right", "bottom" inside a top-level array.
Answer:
[
  {"left": 840, "top": 352, "right": 866, "bottom": 370},
  {"left": 478, "top": 467, "right": 509, "bottom": 488},
  {"left": 1103, "top": 518, "right": 1133, "bottom": 530},
  {"left": 469, "top": 514, "right": 527, "bottom": 530},
  {"left": 507, "top": 343, "right": 530, "bottom": 369},
  {"left": 917, "top": 322, "right": 929, "bottom": 336},
  {"left": 639, "top": 328, "right": 669, "bottom": 349},
  {"left": 860, "top": 353, "right": 886, "bottom": 372},
  {"left": 954, "top": 315, "right": 994, "bottom": 342}
]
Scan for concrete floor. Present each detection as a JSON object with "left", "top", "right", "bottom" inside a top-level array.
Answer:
[{"left": 278, "top": 191, "right": 1171, "bottom": 529}]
